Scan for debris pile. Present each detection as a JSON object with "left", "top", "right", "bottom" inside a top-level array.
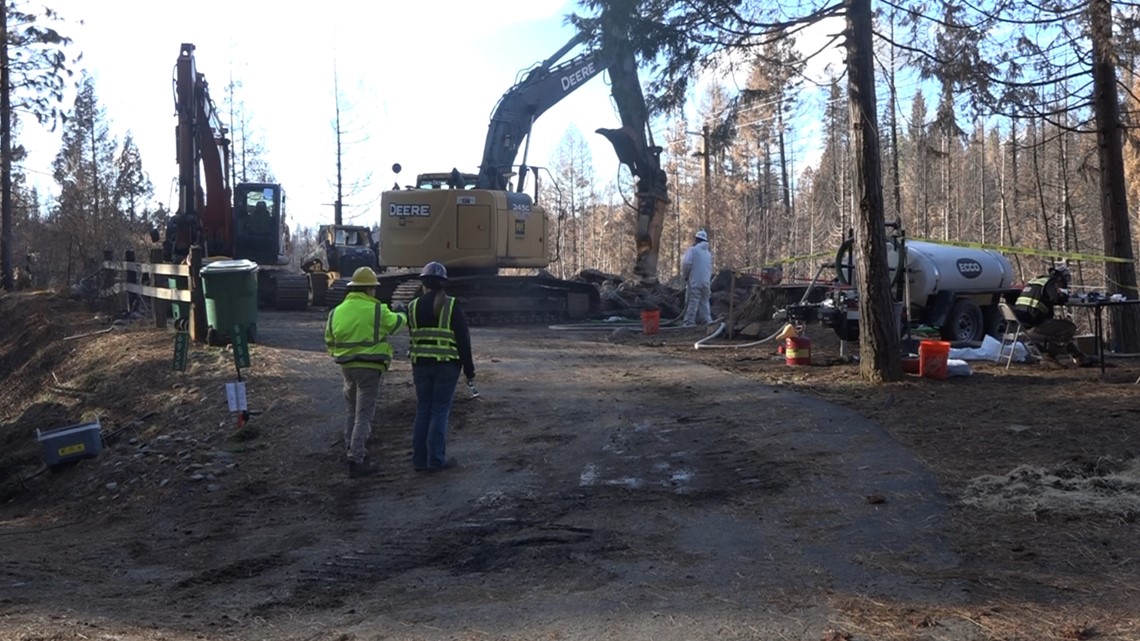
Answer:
[{"left": 575, "top": 269, "right": 686, "bottom": 319}]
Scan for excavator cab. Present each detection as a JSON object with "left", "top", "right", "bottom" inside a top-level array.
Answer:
[{"left": 234, "top": 183, "right": 289, "bottom": 267}]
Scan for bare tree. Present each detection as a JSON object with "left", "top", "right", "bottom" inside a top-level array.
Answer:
[
  {"left": 544, "top": 126, "right": 595, "bottom": 278},
  {"left": 326, "top": 59, "right": 375, "bottom": 225}
]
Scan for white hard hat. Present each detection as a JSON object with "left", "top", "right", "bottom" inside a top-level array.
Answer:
[{"left": 695, "top": 230, "right": 708, "bottom": 242}]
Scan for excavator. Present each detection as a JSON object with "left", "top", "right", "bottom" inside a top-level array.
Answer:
[
  {"left": 162, "top": 43, "right": 309, "bottom": 311},
  {"left": 377, "top": 32, "right": 668, "bottom": 324}
]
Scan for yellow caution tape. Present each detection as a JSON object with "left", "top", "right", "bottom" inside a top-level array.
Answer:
[
  {"left": 1102, "top": 276, "right": 1140, "bottom": 294},
  {"left": 743, "top": 250, "right": 833, "bottom": 269},
  {"left": 912, "top": 237, "right": 1133, "bottom": 264},
  {"left": 743, "top": 240, "right": 1136, "bottom": 279}
]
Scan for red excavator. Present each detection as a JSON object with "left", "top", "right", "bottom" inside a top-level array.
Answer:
[
  {"left": 377, "top": 32, "right": 668, "bottom": 324},
  {"left": 161, "top": 43, "right": 309, "bottom": 311}
]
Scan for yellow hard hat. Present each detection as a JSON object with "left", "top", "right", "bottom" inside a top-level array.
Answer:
[{"left": 348, "top": 266, "right": 379, "bottom": 288}]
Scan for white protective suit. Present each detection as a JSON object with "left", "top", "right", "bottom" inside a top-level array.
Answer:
[{"left": 681, "top": 239, "right": 713, "bottom": 325}]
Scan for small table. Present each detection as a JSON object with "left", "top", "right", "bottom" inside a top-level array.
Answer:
[{"left": 1063, "top": 298, "right": 1140, "bottom": 374}]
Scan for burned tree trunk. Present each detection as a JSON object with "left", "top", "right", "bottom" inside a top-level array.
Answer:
[
  {"left": 846, "top": 0, "right": 902, "bottom": 382},
  {"left": 1089, "top": 0, "right": 1140, "bottom": 352}
]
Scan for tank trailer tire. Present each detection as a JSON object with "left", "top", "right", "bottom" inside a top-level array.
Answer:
[{"left": 941, "top": 298, "right": 985, "bottom": 343}]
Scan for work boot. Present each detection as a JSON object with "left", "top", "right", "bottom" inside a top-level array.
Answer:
[
  {"left": 424, "top": 457, "right": 458, "bottom": 473},
  {"left": 1039, "top": 352, "right": 1067, "bottom": 369},
  {"left": 348, "top": 460, "right": 379, "bottom": 478},
  {"left": 1071, "top": 353, "right": 1098, "bottom": 368}
]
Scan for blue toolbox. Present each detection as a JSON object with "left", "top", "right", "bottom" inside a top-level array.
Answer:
[{"left": 36, "top": 419, "right": 103, "bottom": 468}]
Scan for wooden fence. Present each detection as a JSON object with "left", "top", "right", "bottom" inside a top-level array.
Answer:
[{"left": 100, "top": 246, "right": 209, "bottom": 342}]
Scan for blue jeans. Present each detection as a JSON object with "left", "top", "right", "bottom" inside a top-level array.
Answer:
[{"left": 411, "top": 362, "right": 461, "bottom": 469}]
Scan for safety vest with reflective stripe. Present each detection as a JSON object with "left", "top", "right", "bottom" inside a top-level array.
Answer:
[
  {"left": 408, "top": 295, "right": 459, "bottom": 364},
  {"left": 325, "top": 291, "right": 406, "bottom": 371},
  {"left": 1014, "top": 276, "right": 1052, "bottom": 326}
]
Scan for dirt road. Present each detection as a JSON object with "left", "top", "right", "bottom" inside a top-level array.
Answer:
[{"left": 1, "top": 309, "right": 971, "bottom": 641}]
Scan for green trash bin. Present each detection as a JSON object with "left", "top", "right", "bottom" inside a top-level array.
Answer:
[{"left": 200, "top": 259, "right": 259, "bottom": 346}]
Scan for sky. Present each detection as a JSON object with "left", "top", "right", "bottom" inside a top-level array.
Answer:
[{"left": 18, "top": 0, "right": 845, "bottom": 231}]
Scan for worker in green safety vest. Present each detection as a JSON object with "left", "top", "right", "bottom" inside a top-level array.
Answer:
[{"left": 325, "top": 266, "right": 407, "bottom": 478}]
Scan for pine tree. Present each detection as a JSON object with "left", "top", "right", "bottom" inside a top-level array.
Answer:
[
  {"left": 49, "top": 75, "right": 118, "bottom": 288},
  {"left": 1, "top": 1, "right": 78, "bottom": 290},
  {"left": 113, "top": 133, "right": 153, "bottom": 226}
]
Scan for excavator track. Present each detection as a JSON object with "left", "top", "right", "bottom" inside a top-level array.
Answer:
[
  {"left": 389, "top": 279, "right": 423, "bottom": 307},
  {"left": 325, "top": 277, "right": 351, "bottom": 309},
  {"left": 273, "top": 273, "right": 310, "bottom": 310},
  {"left": 307, "top": 272, "right": 330, "bottom": 307},
  {"left": 379, "top": 274, "right": 599, "bottom": 326}
]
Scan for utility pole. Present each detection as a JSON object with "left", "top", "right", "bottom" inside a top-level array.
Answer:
[
  {"left": 332, "top": 56, "right": 344, "bottom": 226},
  {"left": 1, "top": 3, "right": 12, "bottom": 291},
  {"left": 333, "top": 63, "right": 344, "bottom": 226},
  {"left": 702, "top": 123, "right": 711, "bottom": 230},
  {"left": 91, "top": 116, "right": 98, "bottom": 222}
]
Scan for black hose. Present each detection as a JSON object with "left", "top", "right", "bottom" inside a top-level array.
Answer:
[{"left": 834, "top": 235, "right": 905, "bottom": 292}]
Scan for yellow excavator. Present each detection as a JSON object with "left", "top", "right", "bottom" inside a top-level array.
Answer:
[{"left": 377, "top": 33, "right": 668, "bottom": 324}]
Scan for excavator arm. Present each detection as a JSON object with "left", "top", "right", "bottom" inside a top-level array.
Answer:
[
  {"left": 476, "top": 34, "right": 608, "bottom": 192},
  {"left": 474, "top": 28, "right": 669, "bottom": 283},
  {"left": 166, "top": 42, "right": 233, "bottom": 260},
  {"left": 595, "top": 47, "right": 668, "bottom": 283}
]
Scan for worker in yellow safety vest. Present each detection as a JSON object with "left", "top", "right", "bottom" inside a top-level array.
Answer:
[
  {"left": 325, "top": 267, "right": 406, "bottom": 478},
  {"left": 1013, "top": 264, "right": 1094, "bottom": 368},
  {"left": 407, "top": 261, "right": 475, "bottom": 473}
]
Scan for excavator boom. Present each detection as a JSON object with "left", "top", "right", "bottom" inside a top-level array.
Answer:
[
  {"left": 595, "top": 40, "right": 668, "bottom": 283},
  {"left": 477, "top": 34, "right": 608, "bottom": 192},
  {"left": 167, "top": 42, "right": 233, "bottom": 260}
]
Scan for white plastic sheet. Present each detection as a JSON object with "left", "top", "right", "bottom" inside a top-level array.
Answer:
[
  {"left": 946, "top": 358, "right": 973, "bottom": 377},
  {"left": 949, "top": 334, "right": 1029, "bottom": 363}
]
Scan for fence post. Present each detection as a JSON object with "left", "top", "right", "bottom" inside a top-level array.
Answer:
[
  {"left": 189, "top": 245, "right": 207, "bottom": 343},
  {"left": 101, "top": 249, "right": 116, "bottom": 312},
  {"left": 727, "top": 271, "right": 736, "bottom": 339},
  {"left": 150, "top": 248, "right": 169, "bottom": 328},
  {"left": 124, "top": 249, "right": 139, "bottom": 312}
]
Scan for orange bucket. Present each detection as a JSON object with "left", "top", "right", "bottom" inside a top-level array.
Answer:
[
  {"left": 785, "top": 336, "right": 811, "bottom": 365},
  {"left": 641, "top": 309, "right": 660, "bottom": 335},
  {"left": 918, "top": 340, "right": 950, "bottom": 380}
]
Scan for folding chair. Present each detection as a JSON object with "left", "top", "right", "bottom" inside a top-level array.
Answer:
[{"left": 997, "top": 302, "right": 1038, "bottom": 368}]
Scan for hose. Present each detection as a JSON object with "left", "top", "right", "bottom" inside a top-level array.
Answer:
[
  {"left": 548, "top": 309, "right": 686, "bottom": 332},
  {"left": 694, "top": 320, "right": 786, "bottom": 350},
  {"left": 835, "top": 234, "right": 906, "bottom": 292}
]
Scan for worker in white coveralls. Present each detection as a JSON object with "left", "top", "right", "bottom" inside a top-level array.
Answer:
[{"left": 681, "top": 229, "right": 713, "bottom": 326}]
